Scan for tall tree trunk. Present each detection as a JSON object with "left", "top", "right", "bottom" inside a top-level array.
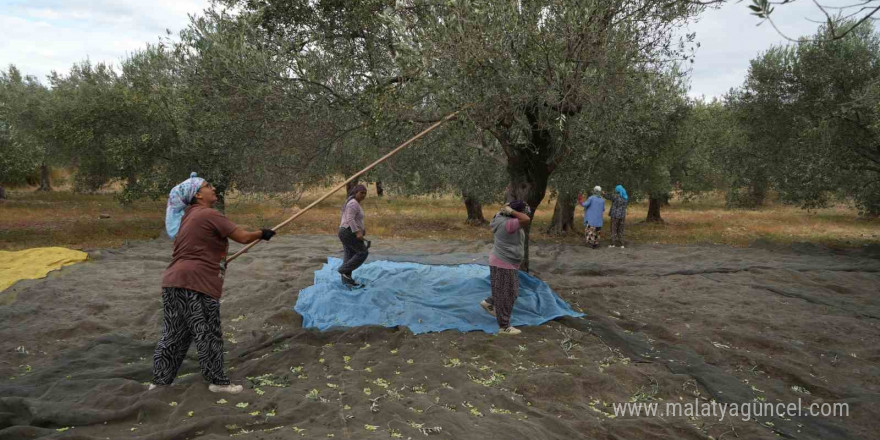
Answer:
[
  {"left": 546, "top": 190, "right": 577, "bottom": 234},
  {"left": 126, "top": 173, "right": 138, "bottom": 190},
  {"left": 0, "top": 186, "right": 6, "bottom": 200},
  {"left": 463, "top": 194, "right": 487, "bottom": 225},
  {"left": 214, "top": 181, "right": 228, "bottom": 213},
  {"left": 646, "top": 197, "right": 664, "bottom": 223},
  {"left": 504, "top": 107, "right": 558, "bottom": 273},
  {"left": 37, "top": 163, "right": 51, "bottom": 191},
  {"left": 749, "top": 182, "right": 767, "bottom": 207},
  {"left": 375, "top": 181, "right": 384, "bottom": 197},
  {"left": 345, "top": 179, "right": 360, "bottom": 195}
]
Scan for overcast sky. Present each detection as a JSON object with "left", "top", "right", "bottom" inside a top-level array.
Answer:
[
  {"left": 684, "top": 0, "right": 848, "bottom": 99},
  {"left": 0, "top": 0, "right": 854, "bottom": 98}
]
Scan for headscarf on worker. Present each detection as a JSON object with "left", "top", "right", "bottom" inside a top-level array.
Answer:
[
  {"left": 615, "top": 184, "right": 628, "bottom": 201},
  {"left": 342, "top": 184, "right": 368, "bottom": 212},
  {"left": 165, "top": 172, "right": 206, "bottom": 239},
  {"left": 508, "top": 199, "right": 531, "bottom": 215}
]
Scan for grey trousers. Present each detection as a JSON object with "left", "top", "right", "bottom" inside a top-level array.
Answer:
[
  {"left": 610, "top": 217, "right": 625, "bottom": 246},
  {"left": 338, "top": 227, "right": 369, "bottom": 275}
]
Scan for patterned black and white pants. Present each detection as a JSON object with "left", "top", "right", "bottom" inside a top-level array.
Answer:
[
  {"left": 152, "top": 287, "right": 230, "bottom": 385},
  {"left": 485, "top": 266, "right": 520, "bottom": 328},
  {"left": 585, "top": 225, "right": 602, "bottom": 248}
]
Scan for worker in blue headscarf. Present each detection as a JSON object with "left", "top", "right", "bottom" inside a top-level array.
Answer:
[{"left": 607, "top": 185, "right": 629, "bottom": 248}]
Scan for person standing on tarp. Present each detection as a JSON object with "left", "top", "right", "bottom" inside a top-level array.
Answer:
[
  {"left": 578, "top": 186, "right": 605, "bottom": 249},
  {"left": 151, "top": 172, "right": 275, "bottom": 394},
  {"left": 480, "top": 200, "right": 531, "bottom": 335},
  {"left": 338, "top": 184, "right": 370, "bottom": 287}
]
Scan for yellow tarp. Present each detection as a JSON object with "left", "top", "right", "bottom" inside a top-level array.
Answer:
[{"left": 0, "top": 247, "right": 89, "bottom": 291}]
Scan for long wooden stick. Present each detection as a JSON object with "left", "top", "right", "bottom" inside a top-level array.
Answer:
[{"left": 226, "top": 109, "right": 461, "bottom": 264}]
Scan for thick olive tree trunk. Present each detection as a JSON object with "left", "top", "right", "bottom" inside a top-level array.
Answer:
[
  {"left": 547, "top": 190, "right": 576, "bottom": 234},
  {"left": 646, "top": 197, "right": 663, "bottom": 223},
  {"left": 503, "top": 107, "right": 559, "bottom": 273},
  {"left": 463, "top": 194, "right": 487, "bottom": 225},
  {"left": 37, "top": 163, "right": 51, "bottom": 191},
  {"left": 214, "top": 181, "right": 228, "bottom": 213},
  {"left": 749, "top": 183, "right": 767, "bottom": 207}
]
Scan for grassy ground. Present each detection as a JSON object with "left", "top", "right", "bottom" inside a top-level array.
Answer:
[{"left": 1, "top": 185, "right": 878, "bottom": 251}]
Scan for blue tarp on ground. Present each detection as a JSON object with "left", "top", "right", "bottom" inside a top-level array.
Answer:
[{"left": 294, "top": 257, "right": 585, "bottom": 334}]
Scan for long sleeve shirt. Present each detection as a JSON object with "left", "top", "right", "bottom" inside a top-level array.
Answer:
[
  {"left": 339, "top": 198, "right": 365, "bottom": 233},
  {"left": 580, "top": 195, "right": 605, "bottom": 227},
  {"left": 609, "top": 193, "right": 628, "bottom": 219}
]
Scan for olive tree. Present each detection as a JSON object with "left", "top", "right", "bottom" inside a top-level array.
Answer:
[{"left": 227, "top": 0, "right": 702, "bottom": 269}]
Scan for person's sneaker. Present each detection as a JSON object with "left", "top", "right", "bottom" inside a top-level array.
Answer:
[
  {"left": 498, "top": 326, "right": 522, "bottom": 335},
  {"left": 209, "top": 384, "right": 243, "bottom": 394},
  {"left": 620, "top": 246, "right": 625, "bottom": 249},
  {"left": 342, "top": 274, "right": 367, "bottom": 289},
  {"left": 341, "top": 273, "right": 357, "bottom": 286},
  {"left": 147, "top": 383, "right": 165, "bottom": 391},
  {"left": 609, "top": 245, "right": 616, "bottom": 248},
  {"left": 479, "top": 300, "right": 496, "bottom": 317}
]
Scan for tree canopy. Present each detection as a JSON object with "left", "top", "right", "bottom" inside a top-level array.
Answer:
[
  {"left": 2, "top": 0, "right": 878, "bottom": 252},
  {"left": 726, "top": 20, "right": 880, "bottom": 214}
]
